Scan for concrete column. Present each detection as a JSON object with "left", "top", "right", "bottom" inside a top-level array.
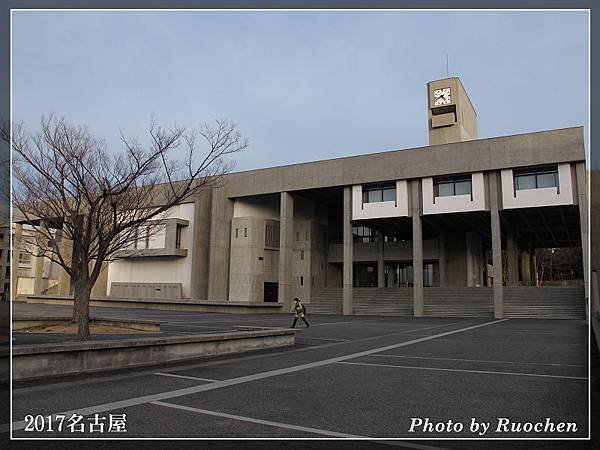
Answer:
[
  {"left": 207, "top": 187, "right": 234, "bottom": 302},
  {"left": 521, "top": 251, "right": 531, "bottom": 286},
  {"left": 377, "top": 230, "right": 385, "bottom": 288},
  {"left": 439, "top": 230, "right": 446, "bottom": 287},
  {"left": 33, "top": 252, "right": 44, "bottom": 295},
  {"left": 506, "top": 227, "right": 519, "bottom": 287},
  {"left": 575, "top": 162, "right": 589, "bottom": 306},
  {"left": 12, "top": 223, "right": 23, "bottom": 299},
  {"left": 278, "top": 192, "right": 294, "bottom": 312},
  {"left": 489, "top": 171, "right": 504, "bottom": 318},
  {"left": 343, "top": 186, "right": 353, "bottom": 315},
  {"left": 191, "top": 190, "right": 213, "bottom": 300},
  {"left": 58, "top": 230, "right": 73, "bottom": 295},
  {"left": 411, "top": 179, "right": 424, "bottom": 317}
]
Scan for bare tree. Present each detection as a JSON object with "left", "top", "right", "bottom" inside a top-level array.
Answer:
[{"left": 9, "top": 114, "right": 247, "bottom": 340}]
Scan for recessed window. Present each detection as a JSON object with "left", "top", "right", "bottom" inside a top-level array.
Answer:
[
  {"left": 362, "top": 183, "right": 396, "bottom": 204},
  {"left": 300, "top": 276, "right": 304, "bottom": 286},
  {"left": 235, "top": 228, "right": 239, "bottom": 238},
  {"left": 244, "top": 228, "right": 248, "bottom": 237},
  {"left": 433, "top": 175, "right": 472, "bottom": 198},
  {"left": 175, "top": 225, "right": 182, "bottom": 249},
  {"left": 300, "top": 250, "right": 304, "bottom": 260},
  {"left": 513, "top": 166, "right": 559, "bottom": 192},
  {"left": 352, "top": 225, "right": 376, "bottom": 243}
]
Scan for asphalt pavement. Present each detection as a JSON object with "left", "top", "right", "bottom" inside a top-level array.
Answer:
[{"left": 5, "top": 303, "right": 595, "bottom": 447}]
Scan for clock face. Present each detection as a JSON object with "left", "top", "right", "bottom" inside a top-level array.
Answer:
[{"left": 433, "top": 87, "right": 451, "bottom": 106}]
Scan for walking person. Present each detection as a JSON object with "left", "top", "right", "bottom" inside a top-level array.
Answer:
[{"left": 291, "top": 297, "right": 309, "bottom": 328}]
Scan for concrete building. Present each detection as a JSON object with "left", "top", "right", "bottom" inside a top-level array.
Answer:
[
  {"left": 14, "top": 77, "right": 588, "bottom": 319},
  {"left": 0, "top": 223, "right": 9, "bottom": 301}
]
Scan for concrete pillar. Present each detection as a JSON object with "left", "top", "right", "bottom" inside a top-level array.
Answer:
[
  {"left": 343, "top": 186, "right": 353, "bottom": 315},
  {"left": 521, "top": 251, "right": 531, "bottom": 286},
  {"left": 207, "top": 187, "right": 234, "bottom": 302},
  {"left": 377, "top": 230, "right": 385, "bottom": 288},
  {"left": 489, "top": 171, "right": 504, "bottom": 318},
  {"left": 278, "top": 191, "right": 294, "bottom": 312},
  {"left": 12, "top": 223, "right": 23, "bottom": 299},
  {"left": 411, "top": 179, "right": 424, "bottom": 316},
  {"left": 191, "top": 190, "right": 213, "bottom": 300},
  {"left": 58, "top": 230, "right": 73, "bottom": 295},
  {"left": 575, "top": 162, "right": 589, "bottom": 307},
  {"left": 506, "top": 227, "right": 519, "bottom": 287},
  {"left": 91, "top": 261, "right": 108, "bottom": 297},
  {"left": 439, "top": 230, "right": 446, "bottom": 287},
  {"left": 33, "top": 222, "right": 47, "bottom": 295}
]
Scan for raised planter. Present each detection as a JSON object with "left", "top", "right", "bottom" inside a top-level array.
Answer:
[
  {"left": 13, "top": 316, "right": 161, "bottom": 332},
  {"left": 10, "top": 328, "right": 295, "bottom": 382},
  {"left": 20, "top": 295, "right": 285, "bottom": 314}
]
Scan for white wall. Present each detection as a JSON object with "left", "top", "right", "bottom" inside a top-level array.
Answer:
[
  {"left": 501, "top": 163, "right": 574, "bottom": 209},
  {"left": 422, "top": 173, "right": 485, "bottom": 215},
  {"left": 352, "top": 180, "right": 409, "bottom": 220},
  {"left": 107, "top": 202, "right": 195, "bottom": 298}
]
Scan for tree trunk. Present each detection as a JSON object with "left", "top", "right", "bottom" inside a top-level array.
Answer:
[{"left": 72, "top": 277, "right": 92, "bottom": 341}]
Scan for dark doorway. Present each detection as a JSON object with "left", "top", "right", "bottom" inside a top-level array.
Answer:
[
  {"left": 263, "top": 282, "right": 279, "bottom": 302},
  {"left": 353, "top": 263, "right": 378, "bottom": 287}
]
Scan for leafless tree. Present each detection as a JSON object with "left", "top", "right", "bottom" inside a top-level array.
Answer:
[{"left": 8, "top": 114, "right": 247, "bottom": 340}]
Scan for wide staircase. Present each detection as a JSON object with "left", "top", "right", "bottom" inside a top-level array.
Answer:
[
  {"left": 308, "top": 287, "right": 413, "bottom": 316},
  {"left": 308, "top": 287, "right": 343, "bottom": 314},
  {"left": 504, "top": 286, "right": 586, "bottom": 319},
  {"left": 423, "top": 288, "right": 494, "bottom": 318},
  {"left": 353, "top": 288, "right": 413, "bottom": 316}
]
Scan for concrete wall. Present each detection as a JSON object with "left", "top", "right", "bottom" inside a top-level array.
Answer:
[
  {"left": 422, "top": 172, "right": 486, "bottom": 215},
  {"left": 107, "top": 202, "right": 195, "bottom": 298},
  {"left": 223, "top": 128, "right": 584, "bottom": 198},
  {"left": 351, "top": 180, "right": 409, "bottom": 219},
  {"left": 501, "top": 163, "right": 574, "bottom": 209},
  {"left": 445, "top": 230, "right": 468, "bottom": 287}
]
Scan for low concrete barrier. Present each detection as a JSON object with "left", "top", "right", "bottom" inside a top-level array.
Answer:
[
  {"left": 20, "top": 295, "right": 285, "bottom": 314},
  {"left": 11, "top": 328, "right": 295, "bottom": 382},
  {"left": 13, "top": 317, "right": 161, "bottom": 332}
]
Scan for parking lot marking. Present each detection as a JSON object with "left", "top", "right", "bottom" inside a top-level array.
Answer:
[
  {"left": 151, "top": 401, "right": 363, "bottom": 437},
  {"left": 337, "top": 361, "right": 587, "bottom": 380},
  {"left": 370, "top": 354, "right": 587, "bottom": 368},
  {"left": 154, "top": 373, "right": 220, "bottom": 383},
  {"left": 10, "top": 318, "right": 508, "bottom": 432},
  {"left": 296, "top": 336, "right": 351, "bottom": 342}
]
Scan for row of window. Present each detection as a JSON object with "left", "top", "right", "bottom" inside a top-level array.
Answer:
[{"left": 361, "top": 166, "right": 559, "bottom": 204}]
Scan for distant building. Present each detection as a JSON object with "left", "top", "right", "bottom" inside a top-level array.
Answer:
[
  {"left": 13, "top": 77, "right": 588, "bottom": 319},
  {"left": 0, "top": 223, "right": 8, "bottom": 300}
]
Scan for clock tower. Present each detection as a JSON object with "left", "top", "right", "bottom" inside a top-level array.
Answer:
[{"left": 427, "top": 77, "right": 478, "bottom": 145}]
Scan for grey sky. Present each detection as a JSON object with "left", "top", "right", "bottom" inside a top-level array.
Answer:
[{"left": 12, "top": 10, "right": 589, "bottom": 172}]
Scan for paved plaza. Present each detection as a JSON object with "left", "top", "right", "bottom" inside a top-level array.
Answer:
[{"left": 4, "top": 303, "right": 596, "bottom": 447}]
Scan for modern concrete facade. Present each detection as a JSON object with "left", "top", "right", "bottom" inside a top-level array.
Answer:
[{"left": 15, "top": 77, "right": 588, "bottom": 319}]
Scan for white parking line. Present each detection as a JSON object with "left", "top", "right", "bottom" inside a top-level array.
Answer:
[
  {"left": 296, "top": 336, "right": 351, "bottom": 342},
  {"left": 154, "top": 373, "right": 220, "bottom": 383},
  {"left": 369, "top": 354, "right": 587, "bottom": 368},
  {"left": 9, "top": 318, "right": 508, "bottom": 432},
  {"left": 151, "top": 401, "right": 362, "bottom": 437},
  {"left": 336, "top": 361, "right": 587, "bottom": 380}
]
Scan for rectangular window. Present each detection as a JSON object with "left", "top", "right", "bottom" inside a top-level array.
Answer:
[
  {"left": 175, "top": 225, "right": 182, "bottom": 249},
  {"left": 352, "top": 225, "right": 376, "bottom": 243},
  {"left": 296, "top": 231, "right": 300, "bottom": 241},
  {"left": 305, "top": 231, "right": 309, "bottom": 241},
  {"left": 265, "top": 223, "right": 280, "bottom": 248},
  {"left": 300, "top": 250, "right": 304, "bottom": 260},
  {"left": 235, "top": 228, "right": 239, "bottom": 238},
  {"left": 244, "top": 228, "right": 248, "bottom": 237},
  {"left": 514, "top": 166, "right": 559, "bottom": 191},
  {"left": 362, "top": 183, "right": 396, "bottom": 204},
  {"left": 300, "top": 276, "right": 304, "bottom": 286},
  {"left": 433, "top": 175, "right": 472, "bottom": 197}
]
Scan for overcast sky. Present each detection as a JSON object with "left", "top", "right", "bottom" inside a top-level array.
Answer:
[{"left": 11, "top": 10, "right": 589, "bottom": 172}]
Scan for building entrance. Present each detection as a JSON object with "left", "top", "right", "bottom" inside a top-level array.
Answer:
[{"left": 353, "top": 263, "right": 378, "bottom": 287}]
